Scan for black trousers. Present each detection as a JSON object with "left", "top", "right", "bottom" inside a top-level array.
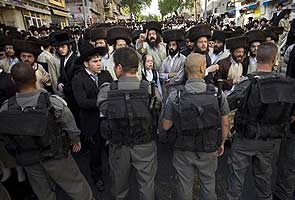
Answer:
[
  {"left": 81, "top": 132, "right": 106, "bottom": 183},
  {"left": 275, "top": 134, "right": 295, "bottom": 200}
]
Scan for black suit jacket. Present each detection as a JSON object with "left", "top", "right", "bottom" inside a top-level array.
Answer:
[
  {"left": 0, "top": 72, "right": 15, "bottom": 106},
  {"left": 72, "top": 70, "right": 113, "bottom": 136},
  {"left": 58, "top": 53, "right": 81, "bottom": 97}
]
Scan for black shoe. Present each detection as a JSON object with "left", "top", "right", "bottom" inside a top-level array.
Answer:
[{"left": 95, "top": 180, "right": 104, "bottom": 192}]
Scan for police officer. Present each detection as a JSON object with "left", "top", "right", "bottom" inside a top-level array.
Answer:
[
  {"left": 97, "top": 47, "right": 160, "bottom": 200},
  {"left": 161, "top": 53, "right": 230, "bottom": 200},
  {"left": 0, "top": 62, "right": 94, "bottom": 200},
  {"left": 226, "top": 42, "right": 295, "bottom": 200}
]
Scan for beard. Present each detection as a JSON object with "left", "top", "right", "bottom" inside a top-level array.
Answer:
[
  {"left": 193, "top": 46, "right": 207, "bottom": 55},
  {"left": 213, "top": 46, "right": 224, "bottom": 55},
  {"left": 168, "top": 48, "right": 178, "bottom": 57},
  {"left": 232, "top": 54, "right": 243, "bottom": 63},
  {"left": 147, "top": 37, "right": 159, "bottom": 49}
]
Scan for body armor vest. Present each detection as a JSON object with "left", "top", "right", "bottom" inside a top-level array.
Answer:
[
  {"left": 175, "top": 84, "right": 221, "bottom": 152},
  {"left": 100, "top": 80, "right": 154, "bottom": 146},
  {"left": 0, "top": 92, "right": 68, "bottom": 166},
  {"left": 235, "top": 74, "right": 295, "bottom": 140}
]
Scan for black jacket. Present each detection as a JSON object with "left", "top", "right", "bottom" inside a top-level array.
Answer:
[
  {"left": 72, "top": 70, "right": 113, "bottom": 136},
  {"left": 286, "top": 45, "right": 295, "bottom": 79},
  {"left": 58, "top": 53, "right": 81, "bottom": 97},
  {"left": 0, "top": 71, "right": 15, "bottom": 106}
]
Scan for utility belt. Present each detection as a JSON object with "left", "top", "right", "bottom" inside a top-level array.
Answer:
[
  {"left": 236, "top": 120, "right": 288, "bottom": 140},
  {"left": 8, "top": 134, "right": 70, "bottom": 166}
]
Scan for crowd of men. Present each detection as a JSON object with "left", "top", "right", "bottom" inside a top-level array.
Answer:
[{"left": 0, "top": 2, "right": 295, "bottom": 200}]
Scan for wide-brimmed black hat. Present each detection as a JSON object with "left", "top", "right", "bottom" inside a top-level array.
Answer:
[
  {"left": 188, "top": 24, "right": 211, "bottom": 42},
  {"left": 107, "top": 26, "right": 131, "bottom": 45},
  {"left": 0, "top": 35, "right": 13, "bottom": 47},
  {"left": 243, "top": 30, "right": 266, "bottom": 44},
  {"left": 226, "top": 36, "right": 248, "bottom": 50},
  {"left": 143, "top": 21, "right": 162, "bottom": 33},
  {"left": 12, "top": 39, "right": 42, "bottom": 57},
  {"left": 264, "top": 27, "right": 284, "bottom": 42},
  {"left": 49, "top": 31, "right": 74, "bottom": 46},
  {"left": 38, "top": 36, "right": 51, "bottom": 47},
  {"left": 212, "top": 30, "right": 226, "bottom": 42},
  {"left": 163, "top": 29, "right": 185, "bottom": 43},
  {"left": 90, "top": 27, "right": 109, "bottom": 42},
  {"left": 76, "top": 40, "right": 107, "bottom": 65},
  {"left": 3, "top": 26, "right": 17, "bottom": 34}
]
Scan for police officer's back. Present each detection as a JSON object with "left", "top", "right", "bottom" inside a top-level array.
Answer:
[
  {"left": 161, "top": 53, "right": 230, "bottom": 200},
  {"left": 0, "top": 62, "right": 93, "bottom": 200},
  {"left": 226, "top": 42, "right": 295, "bottom": 200},
  {"left": 97, "top": 47, "right": 159, "bottom": 200}
]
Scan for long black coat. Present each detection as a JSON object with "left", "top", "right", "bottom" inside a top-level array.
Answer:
[
  {"left": 72, "top": 69, "right": 113, "bottom": 136},
  {"left": 0, "top": 71, "right": 15, "bottom": 106}
]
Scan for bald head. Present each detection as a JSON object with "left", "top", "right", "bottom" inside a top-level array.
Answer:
[{"left": 185, "top": 53, "right": 206, "bottom": 79}]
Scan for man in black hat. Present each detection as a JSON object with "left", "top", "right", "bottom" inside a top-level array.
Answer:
[
  {"left": 37, "top": 36, "right": 59, "bottom": 94},
  {"left": 90, "top": 27, "right": 111, "bottom": 74},
  {"left": 0, "top": 62, "right": 94, "bottom": 200},
  {"left": 209, "top": 30, "right": 230, "bottom": 65},
  {"left": 214, "top": 36, "right": 248, "bottom": 90},
  {"left": 72, "top": 43, "right": 112, "bottom": 192},
  {"left": 159, "top": 29, "right": 186, "bottom": 99},
  {"left": 188, "top": 24, "right": 212, "bottom": 67},
  {"left": 0, "top": 36, "right": 19, "bottom": 73},
  {"left": 136, "top": 21, "right": 166, "bottom": 71},
  {"left": 226, "top": 42, "right": 295, "bottom": 200},
  {"left": 271, "top": 3, "right": 284, "bottom": 27},
  {"left": 105, "top": 26, "right": 141, "bottom": 80},
  {"left": 242, "top": 30, "right": 266, "bottom": 75},
  {"left": 180, "top": 31, "right": 194, "bottom": 56},
  {"left": 13, "top": 39, "right": 51, "bottom": 90},
  {"left": 50, "top": 31, "right": 80, "bottom": 123}
]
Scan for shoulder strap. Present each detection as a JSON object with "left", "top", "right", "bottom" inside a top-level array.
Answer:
[
  {"left": 36, "top": 92, "right": 52, "bottom": 111},
  {"left": 139, "top": 80, "right": 149, "bottom": 90},
  {"left": 7, "top": 96, "right": 21, "bottom": 110},
  {"left": 206, "top": 84, "right": 217, "bottom": 94},
  {"left": 110, "top": 81, "right": 119, "bottom": 90}
]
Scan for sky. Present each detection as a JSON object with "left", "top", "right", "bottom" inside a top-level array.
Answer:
[{"left": 141, "top": 0, "right": 161, "bottom": 16}]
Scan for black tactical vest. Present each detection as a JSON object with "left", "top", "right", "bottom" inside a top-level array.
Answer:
[
  {"left": 100, "top": 80, "right": 154, "bottom": 146},
  {"left": 174, "top": 84, "right": 221, "bottom": 153},
  {"left": 235, "top": 74, "right": 295, "bottom": 140},
  {"left": 0, "top": 92, "right": 68, "bottom": 166}
]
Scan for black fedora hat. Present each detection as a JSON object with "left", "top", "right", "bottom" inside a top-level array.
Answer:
[
  {"left": 12, "top": 39, "right": 42, "bottom": 57},
  {"left": 76, "top": 40, "right": 107, "bottom": 65},
  {"left": 0, "top": 35, "right": 13, "bottom": 47},
  {"left": 143, "top": 21, "right": 162, "bottom": 33},
  {"left": 90, "top": 27, "right": 110, "bottom": 42},
  {"left": 162, "top": 29, "right": 185, "bottom": 43},
  {"left": 49, "top": 31, "right": 74, "bottom": 46},
  {"left": 226, "top": 36, "right": 248, "bottom": 50},
  {"left": 107, "top": 26, "right": 131, "bottom": 46},
  {"left": 212, "top": 30, "right": 226, "bottom": 42},
  {"left": 243, "top": 30, "right": 266, "bottom": 44},
  {"left": 188, "top": 24, "right": 211, "bottom": 42}
]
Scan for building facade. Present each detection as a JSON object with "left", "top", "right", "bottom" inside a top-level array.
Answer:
[
  {"left": 66, "top": 0, "right": 123, "bottom": 26},
  {"left": 207, "top": 0, "right": 294, "bottom": 21},
  {"left": 0, "top": 0, "right": 69, "bottom": 30}
]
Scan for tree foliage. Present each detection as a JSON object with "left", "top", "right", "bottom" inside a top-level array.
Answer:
[
  {"left": 121, "top": 0, "right": 152, "bottom": 19},
  {"left": 158, "top": 0, "right": 194, "bottom": 17}
]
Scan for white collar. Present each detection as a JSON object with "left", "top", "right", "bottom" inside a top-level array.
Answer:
[{"left": 85, "top": 68, "right": 96, "bottom": 76}]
